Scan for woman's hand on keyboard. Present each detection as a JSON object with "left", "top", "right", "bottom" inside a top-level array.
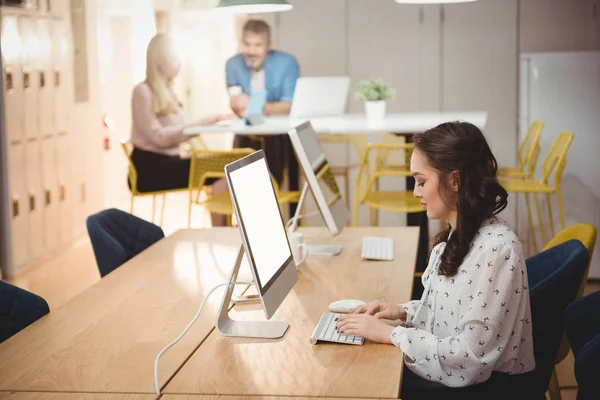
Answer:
[
  {"left": 337, "top": 314, "right": 394, "bottom": 344},
  {"left": 351, "top": 300, "right": 407, "bottom": 321}
]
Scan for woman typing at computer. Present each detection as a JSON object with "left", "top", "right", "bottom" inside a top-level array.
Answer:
[
  {"left": 337, "top": 122, "right": 535, "bottom": 398},
  {"left": 130, "top": 33, "right": 232, "bottom": 225}
]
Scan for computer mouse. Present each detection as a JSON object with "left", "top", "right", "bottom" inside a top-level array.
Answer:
[{"left": 329, "top": 299, "right": 366, "bottom": 314}]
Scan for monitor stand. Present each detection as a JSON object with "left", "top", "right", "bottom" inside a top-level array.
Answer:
[
  {"left": 288, "top": 182, "right": 343, "bottom": 257},
  {"left": 216, "top": 245, "right": 289, "bottom": 339}
]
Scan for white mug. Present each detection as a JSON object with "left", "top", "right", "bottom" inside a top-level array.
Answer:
[{"left": 288, "top": 231, "right": 308, "bottom": 268}]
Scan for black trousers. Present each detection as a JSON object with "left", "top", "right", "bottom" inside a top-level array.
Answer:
[
  {"left": 130, "top": 147, "right": 216, "bottom": 193},
  {"left": 401, "top": 365, "right": 537, "bottom": 400},
  {"left": 233, "top": 134, "right": 299, "bottom": 213}
]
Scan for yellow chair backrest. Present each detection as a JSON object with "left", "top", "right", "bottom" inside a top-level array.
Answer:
[
  {"left": 543, "top": 223, "right": 597, "bottom": 298},
  {"left": 540, "top": 131, "right": 574, "bottom": 186},
  {"left": 542, "top": 223, "right": 597, "bottom": 363},
  {"left": 120, "top": 139, "right": 139, "bottom": 194},
  {"left": 354, "top": 141, "right": 415, "bottom": 204},
  {"left": 520, "top": 121, "right": 544, "bottom": 178},
  {"left": 188, "top": 147, "right": 255, "bottom": 189}
]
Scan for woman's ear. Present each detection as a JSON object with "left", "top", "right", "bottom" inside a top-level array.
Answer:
[{"left": 450, "top": 171, "right": 459, "bottom": 192}]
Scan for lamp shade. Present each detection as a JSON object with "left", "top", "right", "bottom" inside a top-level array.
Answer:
[
  {"left": 216, "top": 0, "right": 293, "bottom": 13},
  {"left": 395, "top": 0, "right": 477, "bottom": 4}
]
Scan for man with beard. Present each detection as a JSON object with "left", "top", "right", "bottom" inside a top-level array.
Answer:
[{"left": 225, "top": 19, "right": 300, "bottom": 210}]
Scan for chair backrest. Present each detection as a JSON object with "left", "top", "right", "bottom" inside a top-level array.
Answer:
[
  {"left": 188, "top": 147, "right": 255, "bottom": 190},
  {"left": 86, "top": 208, "right": 165, "bottom": 277},
  {"left": 120, "top": 140, "right": 139, "bottom": 194},
  {"left": 564, "top": 290, "right": 600, "bottom": 400},
  {"left": 525, "top": 239, "right": 589, "bottom": 396},
  {"left": 543, "top": 224, "right": 597, "bottom": 299},
  {"left": 542, "top": 224, "right": 597, "bottom": 363},
  {"left": 540, "top": 131, "right": 574, "bottom": 186},
  {"left": 521, "top": 121, "right": 544, "bottom": 178},
  {"left": 0, "top": 281, "right": 49, "bottom": 343}
]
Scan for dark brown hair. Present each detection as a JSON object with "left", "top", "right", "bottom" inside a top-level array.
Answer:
[
  {"left": 413, "top": 121, "right": 508, "bottom": 277},
  {"left": 242, "top": 19, "right": 271, "bottom": 40}
]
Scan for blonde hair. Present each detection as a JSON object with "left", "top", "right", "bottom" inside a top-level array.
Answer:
[{"left": 145, "top": 33, "right": 181, "bottom": 116}]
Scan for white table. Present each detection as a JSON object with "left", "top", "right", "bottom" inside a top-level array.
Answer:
[{"left": 184, "top": 111, "right": 487, "bottom": 135}]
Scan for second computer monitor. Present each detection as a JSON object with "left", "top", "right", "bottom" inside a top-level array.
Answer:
[{"left": 288, "top": 121, "right": 349, "bottom": 235}]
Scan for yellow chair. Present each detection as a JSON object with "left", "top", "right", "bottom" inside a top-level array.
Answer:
[
  {"left": 317, "top": 133, "right": 361, "bottom": 203},
  {"left": 498, "top": 120, "right": 544, "bottom": 179},
  {"left": 353, "top": 137, "right": 422, "bottom": 226},
  {"left": 501, "top": 131, "right": 574, "bottom": 253},
  {"left": 121, "top": 139, "right": 189, "bottom": 225},
  {"left": 542, "top": 224, "right": 597, "bottom": 400},
  {"left": 187, "top": 147, "right": 301, "bottom": 227}
]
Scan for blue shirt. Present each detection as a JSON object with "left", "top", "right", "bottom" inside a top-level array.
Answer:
[{"left": 225, "top": 50, "right": 300, "bottom": 104}]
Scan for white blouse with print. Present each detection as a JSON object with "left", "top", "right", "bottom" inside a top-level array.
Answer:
[{"left": 391, "top": 217, "right": 535, "bottom": 387}]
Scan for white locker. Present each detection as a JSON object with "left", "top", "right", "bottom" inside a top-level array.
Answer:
[
  {"left": 56, "top": 133, "right": 72, "bottom": 245},
  {"left": 7, "top": 143, "right": 30, "bottom": 270},
  {"left": 41, "top": 136, "right": 60, "bottom": 252},
  {"left": 1, "top": 15, "right": 25, "bottom": 143},
  {"left": 25, "top": 140, "right": 45, "bottom": 259},
  {"left": 19, "top": 16, "right": 40, "bottom": 140},
  {"left": 37, "top": 18, "right": 54, "bottom": 136},
  {"left": 50, "top": 0, "right": 69, "bottom": 18},
  {"left": 52, "top": 19, "right": 68, "bottom": 133}
]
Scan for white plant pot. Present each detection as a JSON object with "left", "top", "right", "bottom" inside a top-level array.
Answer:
[{"left": 365, "top": 101, "right": 386, "bottom": 122}]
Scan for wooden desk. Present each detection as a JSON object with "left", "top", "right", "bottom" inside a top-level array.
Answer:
[
  {"left": 0, "top": 229, "right": 251, "bottom": 394},
  {"left": 162, "top": 396, "right": 390, "bottom": 400},
  {"left": 0, "top": 394, "right": 155, "bottom": 400},
  {"left": 164, "top": 227, "right": 419, "bottom": 399}
]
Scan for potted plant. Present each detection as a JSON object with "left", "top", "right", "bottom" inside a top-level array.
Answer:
[{"left": 354, "top": 79, "right": 396, "bottom": 122}]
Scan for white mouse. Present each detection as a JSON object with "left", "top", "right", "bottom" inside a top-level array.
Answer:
[{"left": 329, "top": 299, "right": 366, "bottom": 314}]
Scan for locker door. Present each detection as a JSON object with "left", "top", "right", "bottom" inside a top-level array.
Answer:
[
  {"left": 25, "top": 140, "right": 45, "bottom": 259},
  {"left": 56, "top": 133, "right": 73, "bottom": 245},
  {"left": 1, "top": 15, "right": 25, "bottom": 143},
  {"left": 7, "top": 143, "right": 30, "bottom": 271},
  {"left": 20, "top": 16, "right": 40, "bottom": 140},
  {"left": 37, "top": 18, "right": 54, "bottom": 136},
  {"left": 52, "top": 19, "right": 68, "bottom": 133},
  {"left": 41, "top": 136, "right": 60, "bottom": 252}
]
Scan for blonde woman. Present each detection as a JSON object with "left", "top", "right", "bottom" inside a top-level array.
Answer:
[
  {"left": 130, "top": 33, "right": 231, "bottom": 193},
  {"left": 130, "top": 33, "right": 231, "bottom": 226}
]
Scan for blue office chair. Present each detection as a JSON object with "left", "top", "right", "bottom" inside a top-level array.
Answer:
[
  {"left": 86, "top": 208, "right": 165, "bottom": 277},
  {"left": 0, "top": 281, "right": 50, "bottom": 343},
  {"left": 400, "top": 239, "right": 589, "bottom": 400},
  {"left": 565, "top": 290, "right": 600, "bottom": 400}
]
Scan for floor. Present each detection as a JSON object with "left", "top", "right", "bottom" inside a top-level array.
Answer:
[{"left": 4, "top": 191, "right": 598, "bottom": 399}]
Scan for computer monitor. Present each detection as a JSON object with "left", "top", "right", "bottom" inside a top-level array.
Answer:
[
  {"left": 290, "top": 76, "right": 350, "bottom": 118},
  {"left": 287, "top": 121, "right": 350, "bottom": 239},
  {"left": 216, "top": 150, "right": 297, "bottom": 339}
]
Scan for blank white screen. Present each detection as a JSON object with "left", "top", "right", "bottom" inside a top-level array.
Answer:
[{"left": 229, "top": 158, "right": 291, "bottom": 288}]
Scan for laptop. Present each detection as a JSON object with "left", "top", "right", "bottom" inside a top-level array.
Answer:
[{"left": 290, "top": 76, "right": 350, "bottom": 118}]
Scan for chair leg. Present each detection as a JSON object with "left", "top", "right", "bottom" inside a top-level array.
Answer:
[
  {"left": 151, "top": 195, "right": 156, "bottom": 223},
  {"left": 546, "top": 193, "right": 556, "bottom": 239},
  {"left": 188, "top": 191, "right": 193, "bottom": 228},
  {"left": 353, "top": 200, "right": 360, "bottom": 227},
  {"left": 226, "top": 214, "right": 232, "bottom": 227},
  {"left": 524, "top": 193, "right": 538, "bottom": 254},
  {"left": 534, "top": 193, "right": 547, "bottom": 245},
  {"left": 548, "top": 368, "right": 562, "bottom": 400},
  {"left": 369, "top": 207, "right": 377, "bottom": 227},
  {"left": 556, "top": 187, "right": 567, "bottom": 230},
  {"left": 160, "top": 193, "right": 166, "bottom": 227}
]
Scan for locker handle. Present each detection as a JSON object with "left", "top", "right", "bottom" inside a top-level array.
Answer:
[
  {"left": 59, "top": 184, "right": 66, "bottom": 201},
  {"left": 29, "top": 192, "right": 36, "bottom": 212},
  {"left": 23, "top": 70, "right": 30, "bottom": 90},
  {"left": 39, "top": 71, "right": 46, "bottom": 88},
  {"left": 5, "top": 69, "right": 13, "bottom": 91},
  {"left": 54, "top": 70, "right": 60, "bottom": 87},
  {"left": 45, "top": 189, "right": 51, "bottom": 206},
  {"left": 12, "top": 196, "right": 19, "bottom": 218}
]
